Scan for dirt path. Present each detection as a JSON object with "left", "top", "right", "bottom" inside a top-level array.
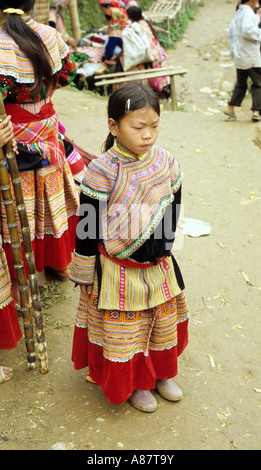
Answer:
[{"left": 1, "top": 0, "right": 260, "bottom": 452}]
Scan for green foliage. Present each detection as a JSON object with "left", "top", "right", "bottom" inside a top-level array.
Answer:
[
  {"left": 139, "top": 0, "right": 155, "bottom": 9},
  {"left": 65, "top": 0, "right": 155, "bottom": 34},
  {"left": 157, "top": 7, "right": 196, "bottom": 49},
  {"left": 65, "top": 0, "right": 195, "bottom": 49},
  {"left": 64, "top": 0, "right": 103, "bottom": 33}
]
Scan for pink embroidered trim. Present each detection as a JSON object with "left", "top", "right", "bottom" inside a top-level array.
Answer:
[
  {"left": 162, "top": 261, "right": 171, "bottom": 299},
  {"left": 119, "top": 266, "right": 125, "bottom": 310},
  {"left": 163, "top": 280, "right": 171, "bottom": 300}
]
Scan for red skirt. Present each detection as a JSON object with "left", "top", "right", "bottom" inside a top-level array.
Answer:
[
  {"left": 72, "top": 318, "right": 188, "bottom": 405},
  {"left": 3, "top": 215, "right": 78, "bottom": 279},
  {"left": 0, "top": 301, "right": 22, "bottom": 350}
]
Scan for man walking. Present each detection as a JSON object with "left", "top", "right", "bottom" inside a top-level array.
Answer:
[{"left": 224, "top": 0, "right": 261, "bottom": 121}]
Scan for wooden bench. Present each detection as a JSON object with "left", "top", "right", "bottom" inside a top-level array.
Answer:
[
  {"left": 143, "top": 0, "right": 183, "bottom": 45},
  {"left": 94, "top": 66, "right": 188, "bottom": 111}
]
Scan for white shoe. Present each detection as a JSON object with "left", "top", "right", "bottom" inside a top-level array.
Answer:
[
  {"left": 156, "top": 379, "right": 183, "bottom": 401},
  {"left": 129, "top": 389, "right": 157, "bottom": 412}
]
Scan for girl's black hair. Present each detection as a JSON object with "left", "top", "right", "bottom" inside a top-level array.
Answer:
[
  {"left": 126, "top": 6, "right": 143, "bottom": 21},
  {"left": 126, "top": 6, "right": 158, "bottom": 39},
  {"left": 0, "top": 0, "right": 53, "bottom": 97},
  {"left": 103, "top": 82, "right": 160, "bottom": 152}
]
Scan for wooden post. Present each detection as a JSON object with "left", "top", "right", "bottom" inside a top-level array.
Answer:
[
  {"left": 68, "top": 0, "right": 81, "bottom": 40},
  {"left": 170, "top": 75, "right": 177, "bottom": 111},
  {"left": 0, "top": 148, "right": 36, "bottom": 370},
  {"left": 167, "top": 17, "right": 171, "bottom": 46},
  {"left": 0, "top": 99, "right": 49, "bottom": 374}
]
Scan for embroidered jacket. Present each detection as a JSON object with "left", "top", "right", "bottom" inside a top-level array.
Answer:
[{"left": 69, "top": 143, "right": 184, "bottom": 291}]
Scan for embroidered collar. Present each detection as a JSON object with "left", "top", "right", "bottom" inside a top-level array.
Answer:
[
  {"left": 101, "top": 145, "right": 182, "bottom": 259},
  {"left": 113, "top": 141, "right": 149, "bottom": 161},
  {"left": 0, "top": 13, "right": 32, "bottom": 27}
]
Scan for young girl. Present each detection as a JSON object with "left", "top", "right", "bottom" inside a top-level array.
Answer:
[
  {"left": 69, "top": 83, "right": 189, "bottom": 412},
  {"left": 126, "top": 6, "right": 169, "bottom": 92},
  {"left": 99, "top": 0, "right": 128, "bottom": 71}
]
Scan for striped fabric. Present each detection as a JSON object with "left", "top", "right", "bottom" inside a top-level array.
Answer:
[
  {"left": 75, "top": 280, "right": 189, "bottom": 363},
  {"left": 98, "top": 253, "right": 181, "bottom": 311},
  {"left": 12, "top": 110, "right": 65, "bottom": 167},
  {"left": 109, "top": 7, "right": 128, "bottom": 32},
  {"left": 81, "top": 142, "right": 182, "bottom": 259},
  {"left": 0, "top": 159, "right": 78, "bottom": 243},
  {"left": 98, "top": 4, "right": 128, "bottom": 33},
  {"left": 0, "top": 15, "right": 69, "bottom": 83},
  {"left": 69, "top": 252, "right": 96, "bottom": 285},
  {"left": 0, "top": 239, "right": 12, "bottom": 309}
]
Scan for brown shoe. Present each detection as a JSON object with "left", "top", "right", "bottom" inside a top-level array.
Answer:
[
  {"left": 129, "top": 390, "right": 157, "bottom": 412},
  {"left": 156, "top": 379, "right": 183, "bottom": 402}
]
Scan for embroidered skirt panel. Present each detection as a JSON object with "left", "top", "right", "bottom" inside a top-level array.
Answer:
[
  {"left": 72, "top": 278, "right": 189, "bottom": 403},
  {"left": 0, "top": 159, "right": 79, "bottom": 275}
]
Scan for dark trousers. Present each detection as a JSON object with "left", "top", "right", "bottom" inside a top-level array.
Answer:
[{"left": 229, "top": 67, "right": 261, "bottom": 111}]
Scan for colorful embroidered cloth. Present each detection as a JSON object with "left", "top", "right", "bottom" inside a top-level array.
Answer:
[
  {"left": 0, "top": 237, "right": 12, "bottom": 309},
  {"left": 99, "top": 4, "right": 128, "bottom": 35},
  {"left": 99, "top": 0, "right": 121, "bottom": 7},
  {"left": 97, "top": 252, "right": 181, "bottom": 311},
  {"left": 122, "top": 0, "right": 139, "bottom": 7},
  {"left": 75, "top": 280, "right": 188, "bottom": 363},
  {"left": 0, "top": 160, "right": 78, "bottom": 243},
  {"left": 81, "top": 143, "right": 182, "bottom": 259},
  {"left": 0, "top": 14, "right": 79, "bottom": 280},
  {"left": 0, "top": 19, "right": 76, "bottom": 103},
  {"left": 109, "top": 7, "right": 128, "bottom": 32},
  {"left": 69, "top": 253, "right": 96, "bottom": 285},
  {"left": 8, "top": 104, "right": 65, "bottom": 167},
  {"left": 138, "top": 19, "right": 169, "bottom": 91}
]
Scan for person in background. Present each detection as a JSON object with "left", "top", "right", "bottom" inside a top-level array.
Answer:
[
  {"left": 229, "top": 2, "right": 241, "bottom": 58},
  {"left": 70, "top": 83, "right": 189, "bottom": 413},
  {"left": 99, "top": 0, "right": 128, "bottom": 71},
  {"left": 224, "top": 0, "right": 261, "bottom": 121},
  {"left": 126, "top": 6, "right": 169, "bottom": 93},
  {"left": 0, "top": 0, "right": 79, "bottom": 306},
  {"left": 49, "top": 0, "right": 78, "bottom": 51},
  {"left": 121, "top": 0, "right": 139, "bottom": 8}
]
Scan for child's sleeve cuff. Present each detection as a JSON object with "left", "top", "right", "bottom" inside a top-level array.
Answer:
[{"left": 69, "top": 251, "right": 96, "bottom": 285}]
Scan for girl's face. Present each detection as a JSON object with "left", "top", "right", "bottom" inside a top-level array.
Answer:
[{"left": 109, "top": 106, "right": 160, "bottom": 156}]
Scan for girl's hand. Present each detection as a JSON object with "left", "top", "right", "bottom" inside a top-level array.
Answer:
[
  {"left": 0, "top": 115, "right": 14, "bottom": 148},
  {"left": 11, "top": 139, "right": 19, "bottom": 155},
  {"left": 80, "top": 284, "right": 93, "bottom": 299}
]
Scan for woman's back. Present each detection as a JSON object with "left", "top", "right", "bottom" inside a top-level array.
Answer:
[{"left": 0, "top": 9, "right": 76, "bottom": 104}]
